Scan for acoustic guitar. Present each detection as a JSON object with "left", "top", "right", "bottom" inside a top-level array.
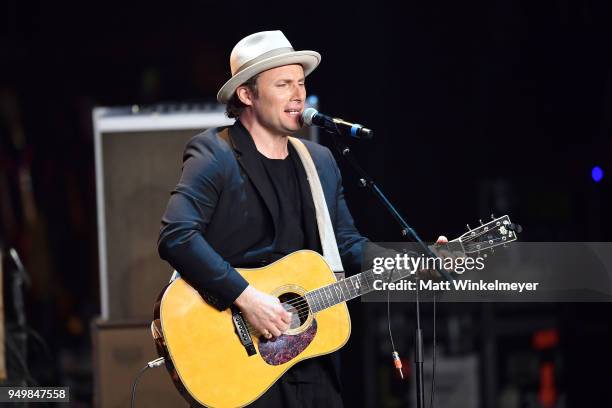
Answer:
[{"left": 152, "top": 215, "right": 518, "bottom": 407}]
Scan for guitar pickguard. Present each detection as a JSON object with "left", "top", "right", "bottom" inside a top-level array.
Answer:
[{"left": 258, "top": 320, "right": 318, "bottom": 365}]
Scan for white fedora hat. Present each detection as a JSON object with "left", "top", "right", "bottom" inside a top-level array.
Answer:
[{"left": 217, "top": 30, "right": 321, "bottom": 103}]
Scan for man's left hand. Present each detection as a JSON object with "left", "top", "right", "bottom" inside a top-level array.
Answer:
[{"left": 418, "top": 235, "right": 465, "bottom": 280}]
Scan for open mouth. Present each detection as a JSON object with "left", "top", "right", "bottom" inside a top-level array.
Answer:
[{"left": 284, "top": 109, "right": 302, "bottom": 117}]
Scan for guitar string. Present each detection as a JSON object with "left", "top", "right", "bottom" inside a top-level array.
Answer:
[
  {"left": 255, "top": 236, "right": 507, "bottom": 324},
  {"left": 243, "top": 239, "right": 503, "bottom": 336},
  {"left": 242, "top": 274, "right": 382, "bottom": 335},
  {"left": 246, "top": 275, "right": 378, "bottom": 336},
  {"left": 249, "top": 230, "right": 503, "bottom": 312},
  {"left": 268, "top": 232, "right": 504, "bottom": 315},
  {"left": 295, "top": 267, "right": 404, "bottom": 313},
  {"left": 277, "top": 271, "right": 380, "bottom": 312},
  {"left": 243, "top": 233, "right": 509, "bottom": 335},
  {"left": 243, "top": 297, "right": 338, "bottom": 336},
  {"left": 462, "top": 231, "right": 504, "bottom": 245},
  {"left": 258, "top": 271, "right": 377, "bottom": 312},
  {"left": 244, "top": 293, "right": 382, "bottom": 336},
  {"left": 242, "top": 301, "right": 312, "bottom": 336},
  {"left": 460, "top": 227, "right": 509, "bottom": 248},
  {"left": 244, "top": 259, "right": 452, "bottom": 336},
  {"left": 243, "top": 302, "right": 317, "bottom": 336},
  {"left": 276, "top": 280, "right": 367, "bottom": 311}
]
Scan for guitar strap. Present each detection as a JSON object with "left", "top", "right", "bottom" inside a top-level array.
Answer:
[{"left": 288, "top": 137, "right": 345, "bottom": 276}]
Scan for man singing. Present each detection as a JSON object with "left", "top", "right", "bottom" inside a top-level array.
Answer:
[{"left": 158, "top": 30, "right": 440, "bottom": 407}]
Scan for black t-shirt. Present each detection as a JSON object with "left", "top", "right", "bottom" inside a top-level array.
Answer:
[
  {"left": 259, "top": 150, "right": 336, "bottom": 385},
  {"left": 259, "top": 150, "right": 305, "bottom": 261},
  {"left": 256, "top": 148, "right": 341, "bottom": 386}
]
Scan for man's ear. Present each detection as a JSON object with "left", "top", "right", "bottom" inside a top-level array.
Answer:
[{"left": 236, "top": 86, "right": 254, "bottom": 106}]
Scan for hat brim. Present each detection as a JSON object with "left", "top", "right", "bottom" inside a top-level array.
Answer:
[{"left": 217, "top": 50, "right": 321, "bottom": 103}]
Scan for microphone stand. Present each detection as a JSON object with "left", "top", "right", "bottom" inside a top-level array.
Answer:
[
  {"left": 328, "top": 133, "right": 453, "bottom": 408},
  {"left": 8, "top": 248, "right": 30, "bottom": 386}
]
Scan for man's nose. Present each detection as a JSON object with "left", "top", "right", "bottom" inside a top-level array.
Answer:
[{"left": 290, "top": 84, "right": 305, "bottom": 101}]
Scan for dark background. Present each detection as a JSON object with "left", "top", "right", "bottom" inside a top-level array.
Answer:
[{"left": 1, "top": 0, "right": 611, "bottom": 406}]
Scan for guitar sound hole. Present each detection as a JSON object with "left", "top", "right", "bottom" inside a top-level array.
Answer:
[{"left": 279, "top": 292, "right": 309, "bottom": 330}]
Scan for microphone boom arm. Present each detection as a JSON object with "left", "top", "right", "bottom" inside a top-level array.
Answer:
[{"left": 328, "top": 133, "right": 454, "bottom": 283}]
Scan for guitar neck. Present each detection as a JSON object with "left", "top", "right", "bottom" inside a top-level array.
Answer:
[
  {"left": 305, "top": 238, "right": 466, "bottom": 313},
  {"left": 304, "top": 213, "right": 518, "bottom": 313},
  {"left": 305, "top": 265, "right": 413, "bottom": 313}
]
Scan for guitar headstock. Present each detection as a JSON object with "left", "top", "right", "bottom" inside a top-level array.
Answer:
[{"left": 456, "top": 214, "right": 521, "bottom": 255}]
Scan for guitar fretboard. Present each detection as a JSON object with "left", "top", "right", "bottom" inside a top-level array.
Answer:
[
  {"left": 302, "top": 215, "right": 516, "bottom": 313},
  {"left": 304, "top": 267, "right": 413, "bottom": 313}
]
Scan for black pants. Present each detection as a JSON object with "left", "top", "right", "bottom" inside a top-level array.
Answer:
[{"left": 246, "top": 356, "right": 343, "bottom": 408}]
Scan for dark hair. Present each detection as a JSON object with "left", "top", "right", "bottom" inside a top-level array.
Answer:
[{"left": 225, "top": 74, "right": 260, "bottom": 118}]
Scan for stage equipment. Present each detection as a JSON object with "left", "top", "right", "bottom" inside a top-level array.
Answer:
[{"left": 91, "top": 319, "right": 187, "bottom": 408}]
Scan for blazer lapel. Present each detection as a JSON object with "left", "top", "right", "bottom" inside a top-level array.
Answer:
[{"left": 225, "top": 123, "right": 279, "bottom": 236}]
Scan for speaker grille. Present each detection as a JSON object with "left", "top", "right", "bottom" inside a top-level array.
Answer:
[{"left": 101, "top": 129, "right": 198, "bottom": 319}]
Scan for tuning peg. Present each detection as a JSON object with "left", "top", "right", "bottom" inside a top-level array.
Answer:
[
  {"left": 479, "top": 219, "right": 483, "bottom": 225},
  {"left": 507, "top": 223, "right": 523, "bottom": 234},
  {"left": 491, "top": 213, "right": 495, "bottom": 220},
  {"left": 466, "top": 223, "right": 471, "bottom": 230}
]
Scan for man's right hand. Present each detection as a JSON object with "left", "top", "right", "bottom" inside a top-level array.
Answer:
[{"left": 234, "top": 285, "right": 291, "bottom": 339}]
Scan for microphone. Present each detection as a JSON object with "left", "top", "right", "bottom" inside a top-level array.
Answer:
[{"left": 301, "top": 108, "right": 374, "bottom": 140}]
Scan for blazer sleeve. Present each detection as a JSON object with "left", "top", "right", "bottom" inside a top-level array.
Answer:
[{"left": 158, "top": 135, "right": 248, "bottom": 310}]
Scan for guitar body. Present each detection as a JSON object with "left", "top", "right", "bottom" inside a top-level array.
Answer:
[{"left": 157, "top": 250, "right": 351, "bottom": 408}]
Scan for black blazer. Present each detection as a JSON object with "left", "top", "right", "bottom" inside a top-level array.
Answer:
[{"left": 158, "top": 121, "right": 369, "bottom": 310}]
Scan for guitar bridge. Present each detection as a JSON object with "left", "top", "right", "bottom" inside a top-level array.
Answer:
[{"left": 231, "top": 307, "right": 257, "bottom": 356}]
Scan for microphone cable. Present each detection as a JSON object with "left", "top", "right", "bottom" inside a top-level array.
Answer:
[
  {"left": 387, "top": 267, "right": 404, "bottom": 379},
  {"left": 131, "top": 357, "right": 165, "bottom": 408},
  {"left": 386, "top": 269, "right": 440, "bottom": 408}
]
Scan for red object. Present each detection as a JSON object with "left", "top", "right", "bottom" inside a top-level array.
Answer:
[
  {"left": 392, "top": 351, "right": 404, "bottom": 379},
  {"left": 539, "top": 362, "right": 557, "bottom": 408},
  {"left": 533, "top": 329, "right": 559, "bottom": 350},
  {"left": 394, "top": 358, "right": 403, "bottom": 370}
]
